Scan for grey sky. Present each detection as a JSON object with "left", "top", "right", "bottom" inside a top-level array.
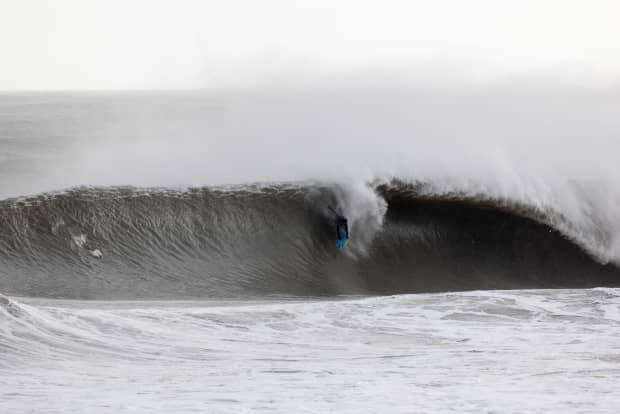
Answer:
[{"left": 1, "top": 0, "right": 619, "bottom": 90}]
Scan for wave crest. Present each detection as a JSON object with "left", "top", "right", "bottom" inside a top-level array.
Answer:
[{"left": 0, "top": 182, "right": 618, "bottom": 299}]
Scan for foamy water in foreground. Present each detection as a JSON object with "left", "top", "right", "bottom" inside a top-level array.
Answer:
[{"left": 2, "top": 288, "right": 619, "bottom": 413}]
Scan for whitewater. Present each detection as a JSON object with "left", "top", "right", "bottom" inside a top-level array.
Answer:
[
  {"left": 2, "top": 90, "right": 620, "bottom": 412},
  {"left": 3, "top": 290, "right": 620, "bottom": 413}
]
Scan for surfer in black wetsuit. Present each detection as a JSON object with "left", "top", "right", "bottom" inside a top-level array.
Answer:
[
  {"left": 335, "top": 215, "right": 348, "bottom": 241},
  {"left": 329, "top": 206, "right": 349, "bottom": 248}
]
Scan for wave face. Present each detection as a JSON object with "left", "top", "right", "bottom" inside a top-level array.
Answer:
[{"left": 1, "top": 183, "right": 618, "bottom": 299}]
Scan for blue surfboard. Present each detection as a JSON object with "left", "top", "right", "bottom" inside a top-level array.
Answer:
[{"left": 337, "top": 237, "right": 348, "bottom": 249}]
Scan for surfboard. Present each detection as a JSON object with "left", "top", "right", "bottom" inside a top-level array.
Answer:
[{"left": 337, "top": 238, "right": 348, "bottom": 249}]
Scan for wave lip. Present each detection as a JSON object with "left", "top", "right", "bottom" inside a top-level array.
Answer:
[{"left": 0, "top": 182, "right": 619, "bottom": 300}]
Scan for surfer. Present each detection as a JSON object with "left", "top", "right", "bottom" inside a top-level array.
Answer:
[
  {"left": 329, "top": 206, "right": 349, "bottom": 248},
  {"left": 336, "top": 215, "right": 349, "bottom": 249}
]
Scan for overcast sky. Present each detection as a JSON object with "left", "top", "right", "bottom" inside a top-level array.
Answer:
[{"left": 1, "top": 0, "right": 619, "bottom": 90}]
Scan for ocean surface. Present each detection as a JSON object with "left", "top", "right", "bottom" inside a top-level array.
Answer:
[{"left": 1, "top": 91, "right": 620, "bottom": 412}]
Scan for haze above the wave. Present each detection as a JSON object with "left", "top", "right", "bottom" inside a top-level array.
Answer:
[{"left": 1, "top": 0, "right": 620, "bottom": 90}]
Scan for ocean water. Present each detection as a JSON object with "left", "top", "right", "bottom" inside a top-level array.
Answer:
[
  {"left": 1, "top": 91, "right": 620, "bottom": 412},
  {"left": 2, "top": 290, "right": 620, "bottom": 413}
]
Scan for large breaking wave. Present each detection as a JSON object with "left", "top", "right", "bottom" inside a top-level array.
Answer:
[{"left": 1, "top": 180, "right": 618, "bottom": 299}]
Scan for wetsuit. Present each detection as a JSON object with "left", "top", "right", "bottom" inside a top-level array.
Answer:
[
  {"left": 335, "top": 215, "right": 349, "bottom": 248},
  {"left": 336, "top": 216, "right": 349, "bottom": 240},
  {"left": 328, "top": 206, "right": 349, "bottom": 248}
]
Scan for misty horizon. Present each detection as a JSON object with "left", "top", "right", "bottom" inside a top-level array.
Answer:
[{"left": 2, "top": 1, "right": 620, "bottom": 91}]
